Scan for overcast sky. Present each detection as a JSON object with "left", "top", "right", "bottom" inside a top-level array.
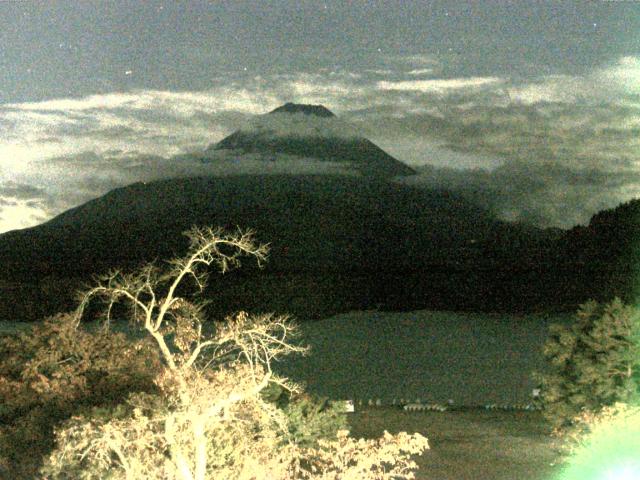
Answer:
[{"left": 1, "top": 1, "right": 639, "bottom": 232}]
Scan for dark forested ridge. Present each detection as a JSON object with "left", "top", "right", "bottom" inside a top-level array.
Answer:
[{"left": 553, "top": 198, "right": 640, "bottom": 305}]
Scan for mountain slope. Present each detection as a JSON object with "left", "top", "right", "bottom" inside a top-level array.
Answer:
[
  {"left": 0, "top": 176, "right": 499, "bottom": 277},
  {"left": 201, "top": 103, "right": 416, "bottom": 178},
  {"left": 0, "top": 174, "right": 562, "bottom": 320},
  {"left": 553, "top": 198, "right": 640, "bottom": 304}
]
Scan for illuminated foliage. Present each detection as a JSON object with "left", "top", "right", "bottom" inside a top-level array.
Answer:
[{"left": 0, "top": 312, "right": 161, "bottom": 479}]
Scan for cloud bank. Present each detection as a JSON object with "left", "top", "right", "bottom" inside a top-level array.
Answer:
[{"left": 1, "top": 55, "right": 638, "bottom": 232}]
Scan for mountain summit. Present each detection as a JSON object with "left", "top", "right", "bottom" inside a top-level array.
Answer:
[
  {"left": 269, "top": 102, "right": 335, "bottom": 117},
  {"left": 203, "top": 102, "right": 416, "bottom": 178}
]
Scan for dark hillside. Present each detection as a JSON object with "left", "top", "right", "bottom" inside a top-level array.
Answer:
[
  {"left": 1, "top": 176, "right": 496, "bottom": 277},
  {"left": 0, "top": 175, "right": 560, "bottom": 321},
  {"left": 554, "top": 198, "right": 640, "bottom": 305}
]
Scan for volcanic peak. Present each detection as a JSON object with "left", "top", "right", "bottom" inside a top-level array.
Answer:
[
  {"left": 202, "top": 101, "right": 417, "bottom": 178},
  {"left": 269, "top": 102, "right": 335, "bottom": 117}
]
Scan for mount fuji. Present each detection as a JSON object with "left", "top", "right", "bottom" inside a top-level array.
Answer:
[{"left": 199, "top": 102, "right": 417, "bottom": 179}]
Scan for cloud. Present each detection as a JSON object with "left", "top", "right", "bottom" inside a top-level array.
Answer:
[
  {"left": 386, "top": 54, "right": 440, "bottom": 67},
  {"left": 0, "top": 200, "right": 49, "bottom": 232},
  {"left": 371, "top": 136, "right": 504, "bottom": 169},
  {"left": 397, "top": 162, "right": 640, "bottom": 229},
  {"left": 354, "top": 57, "right": 640, "bottom": 227},
  {"left": 185, "top": 151, "right": 360, "bottom": 177},
  {"left": 1, "top": 56, "right": 639, "bottom": 232},
  {"left": 0, "top": 181, "right": 51, "bottom": 232},
  {"left": 406, "top": 68, "right": 435, "bottom": 76},
  {"left": 506, "top": 56, "right": 640, "bottom": 104},
  {"left": 377, "top": 77, "right": 502, "bottom": 92},
  {"left": 379, "top": 53, "right": 444, "bottom": 78},
  {"left": 5, "top": 88, "right": 278, "bottom": 115},
  {"left": 364, "top": 69, "right": 395, "bottom": 76},
  {"left": 0, "top": 181, "right": 47, "bottom": 200}
]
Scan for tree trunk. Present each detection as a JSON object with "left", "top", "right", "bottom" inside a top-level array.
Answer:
[{"left": 193, "top": 419, "right": 208, "bottom": 480}]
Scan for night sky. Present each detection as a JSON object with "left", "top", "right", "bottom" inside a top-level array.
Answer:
[{"left": 1, "top": 0, "right": 639, "bottom": 232}]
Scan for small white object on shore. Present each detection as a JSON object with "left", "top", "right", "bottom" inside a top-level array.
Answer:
[{"left": 342, "top": 399, "right": 355, "bottom": 413}]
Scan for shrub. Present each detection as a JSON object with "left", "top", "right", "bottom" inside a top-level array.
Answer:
[
  {"left": 37, "top": 226, "right": 429, "bottom": 479},
  {"left": 533, "top": 298, "right": 640, "bottom": 433},
  {"left": 271, "top": 387, "right": 350, "bottom": 449},
  {"left": 304, "top": 429, "right": 430, "bottom": 479},
  {"left": 0, "top": 312, "right": 161, "bottom": 479}
]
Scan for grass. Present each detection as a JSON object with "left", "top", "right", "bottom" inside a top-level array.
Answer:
[{"left": 347, "top": 406, "right": 568, "bottom": 480}]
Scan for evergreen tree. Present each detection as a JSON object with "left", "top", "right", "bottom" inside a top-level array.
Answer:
[{"left": 534, "top": 298, "right": 640, "bottom": 432}]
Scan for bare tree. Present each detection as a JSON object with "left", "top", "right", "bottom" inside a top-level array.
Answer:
[{"left": 42, "top": 226, "right": 429, "bottom": 480}]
